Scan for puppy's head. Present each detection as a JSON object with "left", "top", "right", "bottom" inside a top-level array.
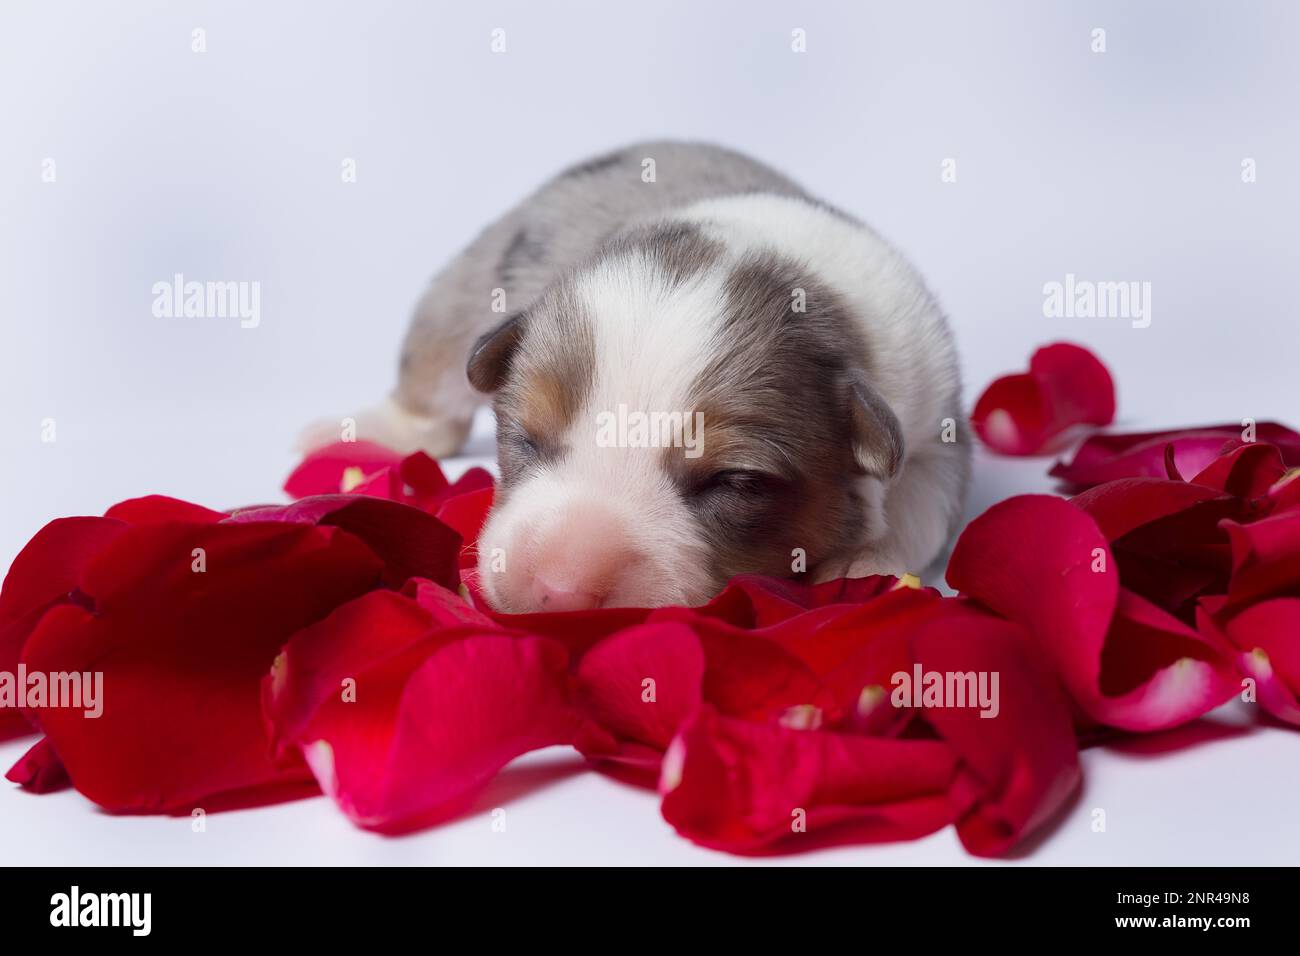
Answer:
[{"left": 469, "top": 222, "right": 902, "bottom": 612}]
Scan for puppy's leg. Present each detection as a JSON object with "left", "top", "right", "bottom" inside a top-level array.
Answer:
[{"left": 386, "top": 281, "right": 490, "bottom": 455}]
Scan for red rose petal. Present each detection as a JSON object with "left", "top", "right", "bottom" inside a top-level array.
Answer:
[
  {"left": 278, "top": 630, "right": 581, "bottom": 830},
  {"left": 282, "top": 441, "right": 404, "bottom": 498},
  {"left": 444, "top": 466, "right": 495, "bottom": 497},
  {"left": 21, "top": 519, "right": 384, "bottom": 811},
  {"left": 947, "top": 494, "right": 1234, "bottom": 731},
  {"left": 228, "top": 495, "right": 461, "bottom": 590},
  {"left": 1071, "top": 477, "right": 1247, "bottom": 619},
  {"left": 104, "top": 495, "right": 227, "bottom": 525},
  {"left": 659, "top": 705, "right": 958, "bottom": 853},
  {"left": 487, "top": 605, "right": 653, "bottom": 659},
  {"left": 1267, "top": 468, "right": 1300, "bottom": 513},
  {"left": 1071, "top": 477, "right": 1225, "bottom": 542},
  {"left": 1200, "top": 598, "right": 1300, "bottom": 726},
  {"left": 911, "top": 604, "right": 1081, "bottom": 857},
  {"left": 262, "top": 589, "right": 444, "bottom": 761},
  {"left": 4, "top": 736, "right": 71, "bottom": 793},
  {"left": 1051, "top": 422, "right": 1300, "bottom": 490},
  {"left": 692, "top": 573, "right": 904, "bottom": 628},
  {"left": 573, "top": 622, "right": 705, "bottom": 757},
  {"left": 971, "top": 343, "right": 1115, "bottom": 456},
  {"left": 571, "top": 614, "right": 843, "bottom": 767},
  {"left": 405, "top": 578, "right": 498, "bottom": 628},
  {"left": 1093, "top": 588, "right": 1238, "bottom": 732},
  {"left": 1237, "top": 647, "right": 1300, "bottom": 726},
  {"left": 947, "top": 495, "right": 1117, "bottom": 708},
  {"left": 434, "top": 486, "right": 495, "bottom": 570},
  {"left": 0, "top": 516, "right": 128, "bottom": 738},
  {"left": 344, "top": 453, "right": 470, "bottom": 512},
  {"left": 396, "top": 451, "right": 451, "bottom": 498},
  {"left": 348, "top": 467, "right": 405, "bottom": 501},
  {"left": 0, "top": 517, "right": 128, "bottom": 630},
  {"left": 751, "top": 587, "right": 944, "bottom": 725},
  {"left": 284, "top": 442, "right": 496, "bottom": 520},
  {"left": 1222, "top": 509, "right": 1300, "bottom": 609},
  {"left": 691, "top": 619, "right": 838, "bottom": 724},
  {"left": 1190, "top": 442, "right": 1288, "bottom": 497}
]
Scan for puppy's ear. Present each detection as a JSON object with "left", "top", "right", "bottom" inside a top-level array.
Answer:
[
  {"left": 847, "top": 371, "right": 904, "bottom": 481},
  {"left": 467, "top": 313, "right": 524, "bottom": 393}
]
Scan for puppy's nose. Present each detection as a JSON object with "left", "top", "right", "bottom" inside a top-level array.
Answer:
[
  {"left": 524, "top": 504, "right": 638, "bottom": 612},
  {"left": 530, "top": 575, "right": 603, "bottom": 612}
]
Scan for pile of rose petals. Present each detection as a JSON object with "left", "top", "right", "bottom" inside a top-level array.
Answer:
[{"left": 3, "top": 422, "right": 1299, "bottom": 857}]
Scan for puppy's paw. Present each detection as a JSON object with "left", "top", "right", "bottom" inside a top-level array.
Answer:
[
  {"left": 295, "top": 416, "right": 353, "bottom": 455},
  {"left": 813, "top": 550, "right": 915, "bottom": 584},
  {"left": 294, "top": 398, "right": 472, "bottom": 458}
]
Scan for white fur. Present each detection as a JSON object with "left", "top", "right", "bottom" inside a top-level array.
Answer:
[{"left": 477, "top": 248, "right": 730, "bottom": 610}]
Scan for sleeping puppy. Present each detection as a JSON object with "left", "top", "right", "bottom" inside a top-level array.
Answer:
[{"left": 303, "top": 141, "right": 969, "bottom": 612}]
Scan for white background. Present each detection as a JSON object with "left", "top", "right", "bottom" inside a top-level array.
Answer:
[{"left": 1, "top": 0, "right": 1297, "bottom": 865}]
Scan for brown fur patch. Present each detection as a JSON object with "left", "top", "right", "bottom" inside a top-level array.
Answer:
[
  {"left": 491, "top": 284, "right": 595, "bottom": 495},
  {"left": 665, "top": 250, "right": 878, "bottom": 583}
]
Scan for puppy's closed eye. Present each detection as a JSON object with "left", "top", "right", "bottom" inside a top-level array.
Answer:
[
  {"left": 508, "top": 429, "right": 542, "bottom": 460},
  {"left": 688, "top": 468, "right": 786, "bottom": 500},
  {"left": 498, "top": 423, "right": 557, "bottom": 483}
]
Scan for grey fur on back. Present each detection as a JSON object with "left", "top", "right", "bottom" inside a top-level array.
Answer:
[
  {"left": 394, "top": 142, "right": 809, "bottom": 433},
  {"left": 482, "top": 141, "right": 806, "bottom": 317}
]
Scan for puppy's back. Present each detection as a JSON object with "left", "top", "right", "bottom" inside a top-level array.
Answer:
[{"left": 473, "top": 141, "right": 809, "bottom": 313}]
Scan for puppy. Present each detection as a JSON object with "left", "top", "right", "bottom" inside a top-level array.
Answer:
[{"left": 304, "top": 142, "right": 969, "bottom": 612}]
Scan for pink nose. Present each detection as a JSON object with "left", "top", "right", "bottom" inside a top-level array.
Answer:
[
  {"left": 530, "top": 575, "right": 603, "bottom": 612},
  {"left": 518, "top": 503, "right": 641, "bottom": 612}
]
